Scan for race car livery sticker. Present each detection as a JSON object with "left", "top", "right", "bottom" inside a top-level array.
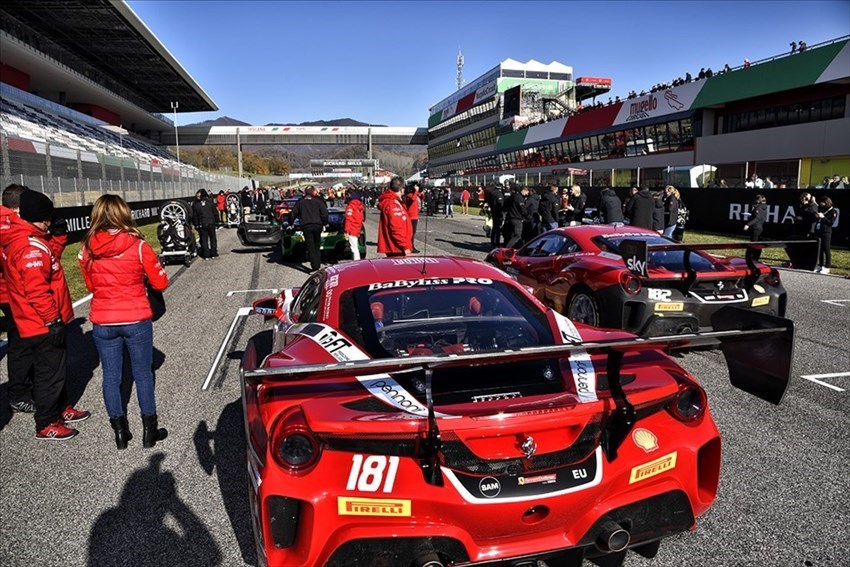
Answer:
[
  {"left": 346, "top": 455, "right": 399, "bottom": 493},
  {"left": 551, "top": 312, "right": 597, "bottom": 403},
  {"left": 632, "top": 428, "right": 659, "bottom": 453},
  {"left": 552, "top": 311, "right": 582, "bottom": 344},
  {"left": 753, "top": 284, "right": 766, "bottom": 294},
  {"left": 444, "top": 446, "right": 602, "bottom": 504},
  {"left": 390, "top": 257, "right": 440, "bottom": 265},
  {"left": 368, "top": 277, "right": 493, "bottom": 291},
  {"left": 517, "top": 473, "right": 556, "bottom": 486},
  {"left": 337, "top": 497, "right": 411, "bottom": 517},
  {"left": 629, "top": 451, "right": 677, "bottom": 484},
  {"left": 471, "top": 391, "right": 522, "bottom": 403},
  {"left": 655, "top": 302, "right": 684, "bottom": 312},
  {"left": 752, "top": 296, "right": 770, "bottom": 307},
  {"left": 290, "top": 322, "right": 448, "bottom": 418}
]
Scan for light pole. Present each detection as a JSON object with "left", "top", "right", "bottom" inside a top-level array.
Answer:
[{"left": 170, "top": 101, "right": 181, "bottom": 191}]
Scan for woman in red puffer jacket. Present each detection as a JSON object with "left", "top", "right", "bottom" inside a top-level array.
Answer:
[{"left": 79, "top": 195, "right": 169, "bottom": 450}]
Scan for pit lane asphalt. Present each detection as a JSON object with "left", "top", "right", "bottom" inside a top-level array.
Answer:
[{"left": 0, "top": 210, "right": 847, "bottom": 567}]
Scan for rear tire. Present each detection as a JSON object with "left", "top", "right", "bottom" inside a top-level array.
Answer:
[{"left": 566, "top": 289, "right": 601, "bottom": 327}]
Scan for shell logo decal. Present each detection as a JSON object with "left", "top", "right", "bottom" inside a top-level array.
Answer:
[{"left": 632, "top": 428, "right": 658, "bottom": 453}]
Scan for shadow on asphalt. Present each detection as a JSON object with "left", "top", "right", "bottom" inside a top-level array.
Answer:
[
  {"left": 194, "top": 400, "right": 257, "bottom": 565},
  {"left": 229, "top": 246, "right": 277, "bottom": 255},
  {"left": 88, "top": 453, "right": 222, "bottom": 566},
  {"left": 434, "top": 238, "right": 493, "bottom": 254}
]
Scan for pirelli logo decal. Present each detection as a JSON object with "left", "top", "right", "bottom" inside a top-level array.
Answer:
[
  {"left": 751, "top": 296, "right": 770, "bottom": 307},
  {"left": 337, "top": 497, "right": 411, "bottom": 517},
  {"left": 629, "top": 451, "right": 677, "bottom": 484},
  {"left": 654, "top": 302, "right": 684, "bottom": 312}
]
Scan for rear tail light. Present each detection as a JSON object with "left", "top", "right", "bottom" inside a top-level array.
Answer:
[
  {"left": 619, "top": 272, "right": 642, "bottom": 295},
  {"left": 271, "top": 407, "right": 321, "bottom": 472},
  {"left": 666, "top": 373, "right": 707, "bottom": 424},
  {"left": 765, "top": 268, "right": 781, "bottom": 287}
]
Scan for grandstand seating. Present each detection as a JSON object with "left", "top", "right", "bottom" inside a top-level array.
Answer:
[{"left": 1, "top": 93, "right": 176, "bottom": 163}]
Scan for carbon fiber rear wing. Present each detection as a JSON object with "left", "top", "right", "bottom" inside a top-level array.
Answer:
[
  {"left": 242, "top": 307, "right": 793, "bottom": 475},
  {"left": 620, "top": 238, "right": 819, "bottom": 289}
]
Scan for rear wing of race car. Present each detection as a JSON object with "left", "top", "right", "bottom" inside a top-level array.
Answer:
[
  {"left": 620, "top": 238, "right": 820, "bottom": 288},
  {"left": 242, "top": 306, "right": 793, "bottom": 481}
]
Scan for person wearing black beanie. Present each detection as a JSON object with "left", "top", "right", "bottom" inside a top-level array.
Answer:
[
  {"left": 19, "top": 189, "right": 54, "bottom": 223},
  {"left": 3, "top": 189, "right": 90, "bottom": 440}
]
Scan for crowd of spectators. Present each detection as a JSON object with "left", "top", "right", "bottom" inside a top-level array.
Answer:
[{"left": 512, "top": 38, "right": 816, "bottom": 133}]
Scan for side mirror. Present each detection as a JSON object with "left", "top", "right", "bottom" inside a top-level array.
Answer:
[{"left": 252, "top": 297, "right": 278, "bottom": 320}]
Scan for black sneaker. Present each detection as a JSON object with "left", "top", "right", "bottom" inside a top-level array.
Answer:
[
  {"left": 412, "top": 248, "right": 421, "bottom": 253},
  {"left": 9, "top": 400, "right": 36, "bottom": 413}
]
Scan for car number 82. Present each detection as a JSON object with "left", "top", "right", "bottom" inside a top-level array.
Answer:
[{"left": 346, "top": 455, "right": 399, "bottom": 493}]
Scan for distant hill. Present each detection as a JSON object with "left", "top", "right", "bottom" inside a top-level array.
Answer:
[
  {"left": 267, "top": 118, "right": 387, "bottom": 127},
  {"left": 187, "top": 117, "right": 389, "bottom": 128},
  {"left": 185, "top": 116, "right": 250, "bottom": 127}
]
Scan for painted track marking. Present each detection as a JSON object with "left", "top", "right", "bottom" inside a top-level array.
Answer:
[
  {"left": 202, "top": 306, "right": 252, "bottom": 390},
  {"left": 800, "top": 372, "right": 849, "bottom": 392},
  {"left": 226, "top": 288, "right": 279, "bottom": 297},
  {"left": 820, "top": 299, "right": 850, "bottom": 307}
]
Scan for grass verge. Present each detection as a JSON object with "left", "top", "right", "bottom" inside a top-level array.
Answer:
[{"left": 683, "top": 230, "right": 848, "bottom": 276}]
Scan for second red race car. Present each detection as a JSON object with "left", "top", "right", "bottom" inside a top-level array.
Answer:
[
  {"left": 486, "top": 225, "right": 789, "bottom": 337},
  {"left": 240, "top": 256, "right": 793, "bottom": 567}
]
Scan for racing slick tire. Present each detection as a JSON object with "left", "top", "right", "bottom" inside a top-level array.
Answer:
[{"left": 566, "top": 288, "right": 601, "bottom": 327}]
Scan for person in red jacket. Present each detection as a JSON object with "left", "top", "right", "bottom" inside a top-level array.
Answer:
[
  {"left": 79, "top": 195, "right": 169, "bottom": 450},
  {"left": 3, "top": 190, "right": 89, "bottom": 440},
  {"left": 215, "top": 191, "right": 227, "bottom": 225},
  {"left": 405, "top": 183, "right": 421, "bottom": 253},
  {"left": 344, "top": 191, "right": 365, "bottom": 261},
  {"left": 1, "top": 184, "right": 35, "bottom": 414},
  {"left": 377, "top": 177, "right": 412, "bottom": 257}
]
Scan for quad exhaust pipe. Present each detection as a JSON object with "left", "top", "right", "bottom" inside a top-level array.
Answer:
[{"left": 596, "top": 521, "right": 631, "bottom": 553}]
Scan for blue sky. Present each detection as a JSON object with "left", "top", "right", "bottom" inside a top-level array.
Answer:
[{"left": 128, "top": 0, "right": 850, "bottom": 126}]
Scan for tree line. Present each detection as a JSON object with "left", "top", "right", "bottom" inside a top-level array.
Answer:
[{"left": 177, "top": 146, "right": 291, "bottom": 175}]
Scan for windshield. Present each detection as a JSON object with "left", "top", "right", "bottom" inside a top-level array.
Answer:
[
  {"left": 339, "top": 279, "right": 554, "bottom": 358},
  {"left": 600, "top": 235, "right": 720, "bottom": 272}
]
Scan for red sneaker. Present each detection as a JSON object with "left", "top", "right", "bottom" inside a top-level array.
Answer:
[
  {"left": 36, "top": 420, "right": 78, "bottom": 441},
  {"left": 62, "top": 406, "right": 91, "bottom": 424}
]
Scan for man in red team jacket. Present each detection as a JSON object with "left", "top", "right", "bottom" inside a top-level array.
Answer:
[
  {"left": 2, "top": 190, "right": 89, "bottom": 440},
  {"left": 377, "top": 177, "right": 412, "bottom": 257},
  {"left": 344, "top": 191, "right": 365, "bottom": 261}
]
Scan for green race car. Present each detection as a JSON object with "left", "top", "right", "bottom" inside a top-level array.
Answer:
[{"left": 280, "top": 207, "right": 366, "bottom": 261}]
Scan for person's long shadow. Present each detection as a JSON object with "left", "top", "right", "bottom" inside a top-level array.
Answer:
[
  {"left": 88, "top": 453, "right": 222, "bottom": 566},
  {"left": 194, "top": 399, "right": 257, "bottom": 565}
]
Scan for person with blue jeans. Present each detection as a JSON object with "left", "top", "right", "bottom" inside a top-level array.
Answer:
[
  {"left": 445, "top": 187, "right": 454, "bottom": 218},
  {"left": 662, "top": 186, "right": 680, "bottom": 238},
  {"left": 79, "top": 195, "right": 169, "bottom": 450}
]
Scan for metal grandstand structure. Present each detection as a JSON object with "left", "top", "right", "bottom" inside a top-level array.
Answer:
[{"left": 0, "top": 0, "right": 245, "bottom": 202}]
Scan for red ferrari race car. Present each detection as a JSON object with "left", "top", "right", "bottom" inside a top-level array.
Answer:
[
  {"left": 240, "top": 256, "right": 793, "bottom": 567},
  {"left": 485, "top": 225, "right": 796, "bottom": 337}
]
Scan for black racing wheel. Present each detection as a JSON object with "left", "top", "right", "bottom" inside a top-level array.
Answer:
[{"left": 566, "top": 289, "right": 601, "bottom": 327}]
